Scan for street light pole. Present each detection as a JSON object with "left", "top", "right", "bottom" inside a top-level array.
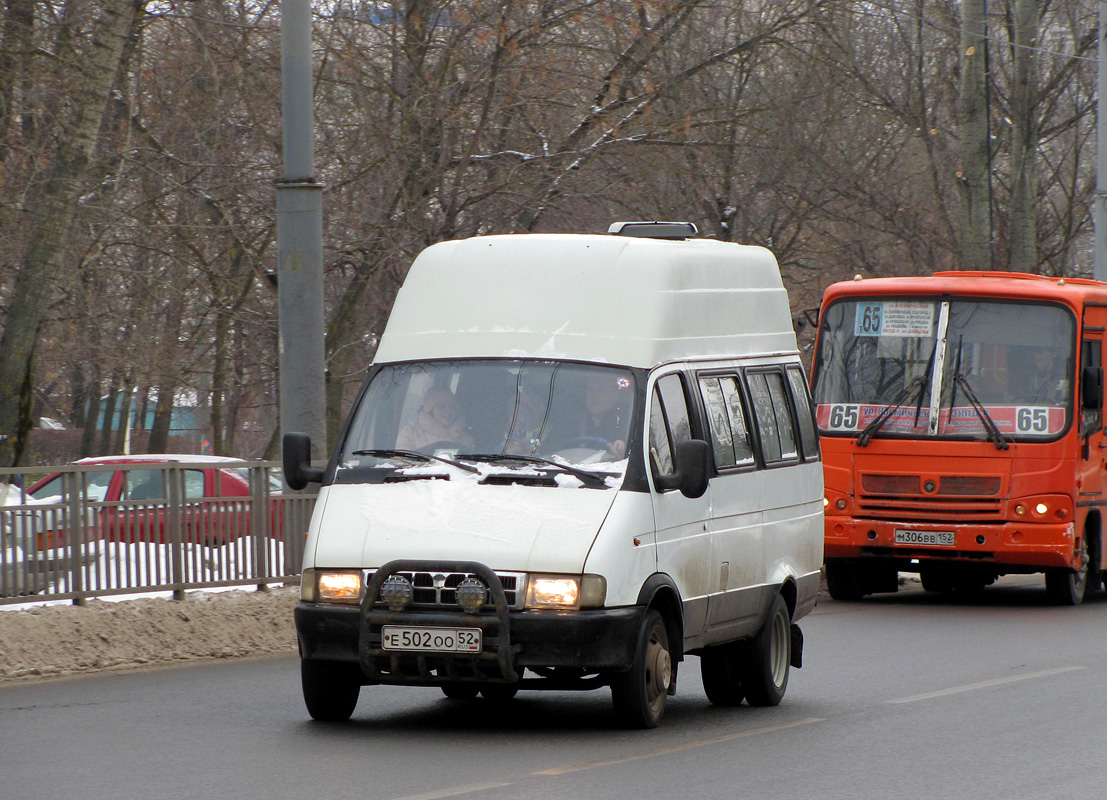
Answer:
[
  {"left": 1096, "top": 1, "right": 1107, "bottom": 280},
  {"left": 277, "top": 0, "right": 327, "bottom": 457}
]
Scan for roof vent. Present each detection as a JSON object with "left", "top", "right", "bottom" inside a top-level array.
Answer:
[{"left": 608, "top": 221, "right": 699, "bottom": 240}]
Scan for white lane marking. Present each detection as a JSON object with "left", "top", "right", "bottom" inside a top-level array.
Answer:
[
  {"left": 886, "top": 666, "right": 1085, "bottom": 705},
  {"left": 533, "top": 717, "right": 824, "bottom": 776},
  {"left": 389, "top": 781, "right": 513, "bottom": 800}
]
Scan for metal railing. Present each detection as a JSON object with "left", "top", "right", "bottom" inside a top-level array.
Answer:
[{"left": 0, "top": 460, "right": 316, "bottom": 606}]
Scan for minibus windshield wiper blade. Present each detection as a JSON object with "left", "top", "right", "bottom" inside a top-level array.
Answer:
[
  {"left": 951, "top": 373, "right": 1011, "bottom": 450},
  {"left": 458, "top": 453, "right": 610, "bottom": 487},
  {"left": 352, "top": 449, "right": 479, "bottom": 474},
  {"left": 856, "top": 376, "right": 927, "bottom": 447}
]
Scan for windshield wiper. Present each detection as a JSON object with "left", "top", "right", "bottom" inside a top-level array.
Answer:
[
  {"left": 457, "top": 453, "right": 611, "bottom": 488},
  {"left": 951, "top": 373, "right": 1010, "bottom": 450},
  {"left": 856, "top": 376, "right": 927, "bottom": 447},
  {"left": 351, "top": 448, "right": 479, "bottom": 474},
  {"left": 947, "top": 337, "right": 1009, "bottom": 450}
]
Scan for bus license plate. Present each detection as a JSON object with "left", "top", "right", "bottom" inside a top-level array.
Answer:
[
  {"left": 894, "top": 529, "right": 955, "bottom": 547},
  {"left": 381, "top": 625, "right": 482, "bottom": 654}
]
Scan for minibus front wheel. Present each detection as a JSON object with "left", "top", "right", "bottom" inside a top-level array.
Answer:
[
  {"left": 611, "top": 609, "right": 671, "bottom": 729},
  {"left": 301, "top": 658, "right": 361, "bottom": 721}
]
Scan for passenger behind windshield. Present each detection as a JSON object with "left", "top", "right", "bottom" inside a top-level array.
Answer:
[{"left": 396, "top": 385, "right": 475, "bottom": 451}]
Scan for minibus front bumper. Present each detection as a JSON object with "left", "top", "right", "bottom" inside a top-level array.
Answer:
[
  {"left": 294, "top": 601, "right": 646, "bottom": 684},
  {"left": 824, "top": 514, "right": 1079, "bottom": 570}
]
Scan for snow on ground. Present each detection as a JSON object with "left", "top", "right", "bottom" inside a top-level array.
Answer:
[{"left": 0, "top": 584, "right": 299, "bottom": 683}]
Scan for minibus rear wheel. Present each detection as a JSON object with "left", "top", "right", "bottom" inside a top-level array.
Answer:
[
  {"left": 479, "top": 683, "right": 520, "bottom": 702},
  {"left": 301, "top": 658, "right": 361, "bottom": 721},
  {"left": 441, "top": 683, "right": 480, "bottom": 699},
  {"left": 611, "top": 609, "right": 671, "bottom": 728},
  {"left": 700, "top": 642, "right": 745, "bottom": 706},
  {"left": 739, "top": 594, "right": 791, "bottom": 707}
]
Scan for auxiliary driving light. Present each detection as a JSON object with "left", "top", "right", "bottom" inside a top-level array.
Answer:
[
  {"left": 455, "top": 577, "right": 487, "bottom": 614},
  {"left": 380, "top": 574, "right": 413, "bottom": 611}
]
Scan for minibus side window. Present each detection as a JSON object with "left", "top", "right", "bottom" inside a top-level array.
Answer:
[
  {"left": 786, "top": 365, "right": 821, "bottom": 462},
  {"left": 649, "top": 389, "right": 674, "bottom": 477},
  {"left": 747, "top": 370, "right": 799, "bottom": 463},
  {"left": 701, "top": 375, "right": 755, "bottom": 469},
  {"left": 700, "top": 377, "right": 735, "bottom": 469},
  {"left": 649, "top": 373, "right": 692, "bottom": 483},
  {"left": 720, "top": 377, "right": 756, "bottom": 467}
]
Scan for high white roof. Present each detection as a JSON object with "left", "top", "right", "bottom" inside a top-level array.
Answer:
[{"left": 374, "top": 233, "right": 797, "bottom": 369}]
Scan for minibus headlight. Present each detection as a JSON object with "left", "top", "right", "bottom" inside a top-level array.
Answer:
[
  {"left": 307, "top": 569, "right": 362, "bottom": 604},
  {"left": 1034, "top": 502, "right": 1049, "bottom": 516},
  {"left": 525, "top": 574, "right": 607, "bottom": 609}
]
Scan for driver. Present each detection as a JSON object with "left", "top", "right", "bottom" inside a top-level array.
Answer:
[
  {"left": 579, "top": 374, "right": 629, "bottom": 458},
  {"left": 1026, "top": 346, "right": 1067, "bottom": 404},
  {"left": 397, "top": 385, "right": 474, "bottom": 451}
]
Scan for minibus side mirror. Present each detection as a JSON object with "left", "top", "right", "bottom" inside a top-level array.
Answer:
[
  {"left": 283, "top": 432, "right": 325, "bottom": 490},
  {"left": 1082, "top": 366, "right": 1104, "bottom": 410},
  {"left": 674, "top": 439, "right": 711, "bottom": 499}
]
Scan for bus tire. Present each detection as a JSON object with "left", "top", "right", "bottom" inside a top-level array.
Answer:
[
  {"left": 1045, "top": 564, "right": 1088, "bottom": 606},
  {"left": 738, "top": 594, "right": 791, "bottom": 707},
  {"left": 825, "top": 560, "right": 864, "bottom": 601}
]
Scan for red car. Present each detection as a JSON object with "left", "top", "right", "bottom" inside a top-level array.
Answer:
[{"left": 26, "top": 455, "right": 281, "bottom": 548}]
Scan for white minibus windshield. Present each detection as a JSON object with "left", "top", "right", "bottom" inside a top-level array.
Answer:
[{"left": 341, "top": 360, "right": 638, "bottom": 469}]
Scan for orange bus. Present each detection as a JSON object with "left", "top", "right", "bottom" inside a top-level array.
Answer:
[{"left": 810, "top": 271, "right": 1106, "bottom": 605}]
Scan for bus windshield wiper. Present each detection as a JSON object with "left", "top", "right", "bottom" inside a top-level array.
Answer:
[
  {"left": 857, "top": 376, "right": 927, "bottom": 447},
  {"left": 951, "top": 373, "right": 1010, "bottom": 450},
  {"left": 351, "top": 448, "right": 479, "bottom": 474},
  {"left": 457, "top": 453, "right": 611, "bottom": 488},
  {"left": 946, "top": 337, "right": 1009, "bottom": 450}
]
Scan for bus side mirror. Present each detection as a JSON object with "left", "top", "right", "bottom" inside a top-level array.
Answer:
[
  {"left": 1081, "top": 366, "right": 1103, "bottom": 410},
  {"left": 674, "top": 439, "right": 711, "bottom": 499},
  {"left": 283, "top": 432, "right": 325, "bottom": 490}
]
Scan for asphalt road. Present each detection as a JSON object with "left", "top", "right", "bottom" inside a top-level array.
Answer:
[{"left": 2, "top": 575, "right": 1104, "bottom": 800}]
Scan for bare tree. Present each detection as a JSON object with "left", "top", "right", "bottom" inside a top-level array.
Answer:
[{"left": 0, "top": 0, "right": 147, "bottom": 465}]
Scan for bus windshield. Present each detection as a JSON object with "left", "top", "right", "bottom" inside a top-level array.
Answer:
[{"left": 812, "top": 297, "right": 1076, "bottom": 442}]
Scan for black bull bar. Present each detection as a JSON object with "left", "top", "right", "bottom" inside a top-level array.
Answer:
[{"left": 359, "top": 559, "right": 522, "bottom": 684}]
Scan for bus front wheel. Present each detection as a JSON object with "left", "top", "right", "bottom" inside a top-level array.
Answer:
[{"left": 1045, "top": 542, "right": 1090, "bottom": 606}]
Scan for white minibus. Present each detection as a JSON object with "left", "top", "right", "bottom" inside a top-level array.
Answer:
[{"left": 285, "top": 222, "right": 823, "bottom": 728}]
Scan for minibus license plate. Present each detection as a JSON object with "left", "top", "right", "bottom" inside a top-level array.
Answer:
[
  {"left": 894, "top": 529, "right": 955, "bottom": 547},
  {"left": 381, "top": 625, "right": 482, "bottom": 653}
]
